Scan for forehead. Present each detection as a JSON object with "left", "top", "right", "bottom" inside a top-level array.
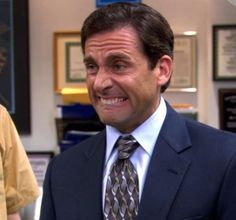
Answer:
[{"left": 84, "top": 26, "right": 142, "bottom": 56}]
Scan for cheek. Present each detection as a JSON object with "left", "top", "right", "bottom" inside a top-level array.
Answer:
[
  {"left": 134, "top": 71, "right": 157, "bottom": 89},
  {"left": 86, "top": 75, "right": 95, "bottom": 89},
  {"left": 86, "top": 74, "right": 91, "bottom": 83},
  {"left": 134, "top": 75, "right": 158, "bottom": 101},
  {"left": 86, "top": 78, "right": 95, "bottom": 100}
]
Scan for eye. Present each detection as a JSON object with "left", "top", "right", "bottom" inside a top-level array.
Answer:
[
  {"left": 85, "top": 63, "right": 98, "bottom": 74},
  {"left": 111, "top": 62, "right": 127, "bottom": 72}
]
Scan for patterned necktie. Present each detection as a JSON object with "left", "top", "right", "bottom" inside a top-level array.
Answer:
[{"left": 104, "top": 135, "right": 139, "bottom": 220}]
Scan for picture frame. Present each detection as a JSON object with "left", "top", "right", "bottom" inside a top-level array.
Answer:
[
  {"left": 27, "top": 151, "right": 54, "bottom": 186},
  {"left": 0, "top": 0, "right": 31, "bottom": 134},
  {"left": 218, "top": 88, "right": 236, "bottom": 133},
  {"left": 168, "top": 34, "right": 197, "bottom": 92},
  {"left": 213, "top": 25, "right": 236, "bottom": 81},
  {"left": 96, "top": 0, "right": 142, "bottom": 8},
  {"left": 53, "top": 31, "right": 86, "bottom": 93}
]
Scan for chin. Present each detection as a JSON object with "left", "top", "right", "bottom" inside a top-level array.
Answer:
[{"left": 98, "top": 116, "right": 117, "bottom": 127}]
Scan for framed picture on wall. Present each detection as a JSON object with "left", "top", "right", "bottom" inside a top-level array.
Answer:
[
  {"left": 219, "top": 88, "right": 236, "bottom": 133},
  {"left": 96, "top": 0, "right": 142, "bottom": 8},
  {"left": 167, "top": 34, "right": 197, "bottom": 92},
  {"left": 53, "top": 31, "right": 87, "bottom": 93},
  {"left": 0, "top": 0, "right": 31, "bottom": 134},
  {"left": 213, "top": 25, "right": 236, "bottom": 81}
]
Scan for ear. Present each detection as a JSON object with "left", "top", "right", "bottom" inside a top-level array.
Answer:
[{"left": 155, "top": 55, "right": 173, "bottom": 86}]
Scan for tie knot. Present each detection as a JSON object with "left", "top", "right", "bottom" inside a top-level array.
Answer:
[{"left": 116, "top": 135, "right": 139, "bottom": 160}]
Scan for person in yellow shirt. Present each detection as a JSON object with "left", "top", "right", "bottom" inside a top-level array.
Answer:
[{"left": 0, "top": 104, "right": 39, "bottom": 220}]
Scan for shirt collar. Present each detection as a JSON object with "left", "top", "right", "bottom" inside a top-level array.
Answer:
[{"left": 105, "top": 97, "right": 167, "bottom": 162}]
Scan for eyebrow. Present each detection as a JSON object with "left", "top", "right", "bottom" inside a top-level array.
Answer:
[
  {"left": 83, "top": 56, "right": 95, "bottom": 64},
  {"left": 107, "top": 53, "right": 132, "bottom": 62},
  {"left": 84, "top": 53, "right": 131, "bottom": 64}
]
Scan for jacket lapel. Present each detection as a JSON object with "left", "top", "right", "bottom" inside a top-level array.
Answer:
[
  {"left": 137, "top": 103, "right": 192, "bottom": 220},
  {"left": 76, "top": 130, "right": 106, "bottom": 219}
]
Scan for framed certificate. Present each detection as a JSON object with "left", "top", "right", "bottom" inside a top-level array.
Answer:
[
  {"left": 168, "top": 34, "right": 197, "bottom": 92},
  {"left": 219, "top": 88, "right": 236, "bottom": 133},
  {"left": 96, "top": 0, "right": 141, "bottom": 7},
  {"left": 213, "top": 25, "right": 236, "bottom": 81},
  {"left": 53, "top": 31, "right": 87, "bottom": 93}
]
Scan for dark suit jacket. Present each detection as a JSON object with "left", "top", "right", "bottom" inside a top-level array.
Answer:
[{"left": 40, "top": 103, "right": 236, "bottom": 220}]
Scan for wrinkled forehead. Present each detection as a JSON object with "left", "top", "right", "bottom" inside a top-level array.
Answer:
[
  {"left": 82, "top": 22, "right": 143, "bottom": 52},
  {"left": 84, "top": 25, "right": 143, "bottom": 53}
]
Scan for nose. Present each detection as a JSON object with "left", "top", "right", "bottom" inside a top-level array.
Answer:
[{"left": 93, "top": 68, "right": 113, "bottom": 92}]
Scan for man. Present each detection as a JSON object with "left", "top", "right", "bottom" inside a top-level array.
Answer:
[
  {"left": 0, "top": 104, "right": 40, "bottom": 220},
  {"left": 40, "top": 2, "right": 236, "bottom": 220}
]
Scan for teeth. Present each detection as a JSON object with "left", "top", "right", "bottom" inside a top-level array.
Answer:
[{"left": 100, "top": 97, "right": 125, "bottom": 105}]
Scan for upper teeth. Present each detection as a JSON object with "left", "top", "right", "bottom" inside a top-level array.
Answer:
[{"left": 101, "top": 98, "right": 125, "bottom": 105}]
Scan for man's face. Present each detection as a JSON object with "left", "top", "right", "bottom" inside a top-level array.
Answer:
[{"left": 84, "top": 26, "right": 169, "bottom": 133}]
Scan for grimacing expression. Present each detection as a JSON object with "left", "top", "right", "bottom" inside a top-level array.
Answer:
[{"left": 84, "top": 26, "right": 172, "bottom": 133}]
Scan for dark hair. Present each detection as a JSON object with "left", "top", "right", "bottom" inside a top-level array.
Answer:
[{"left": 81, "top": 2, "right": 174, "bottom": 92}]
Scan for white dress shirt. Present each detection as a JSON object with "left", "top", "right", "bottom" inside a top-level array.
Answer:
[{"left": 103, "top": 97, "right": 167, "bottom": 206}]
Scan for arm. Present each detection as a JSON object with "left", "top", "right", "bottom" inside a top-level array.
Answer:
[
  {"left": 0, "top": 106, "right": 39, "bottom": 216},
  {"left": 7, "top": 213, "right": 21, "bottom": 220}
]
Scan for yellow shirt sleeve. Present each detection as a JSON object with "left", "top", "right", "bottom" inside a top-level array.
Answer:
[{"left": 0, "top": 105, "right": 40, "bottom": 218}]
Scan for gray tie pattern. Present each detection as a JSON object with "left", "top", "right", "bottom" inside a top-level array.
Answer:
[{"left": 104, "top": 135, "right": 139, "bottom": 220}]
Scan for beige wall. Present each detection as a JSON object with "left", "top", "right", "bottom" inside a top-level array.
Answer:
[{"left": 21, "top": 0, "right": 236, "bottom": 151}]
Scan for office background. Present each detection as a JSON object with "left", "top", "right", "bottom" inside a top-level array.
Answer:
[{"left": 20, "top": 0, "right": 236, "bottom": 152}]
